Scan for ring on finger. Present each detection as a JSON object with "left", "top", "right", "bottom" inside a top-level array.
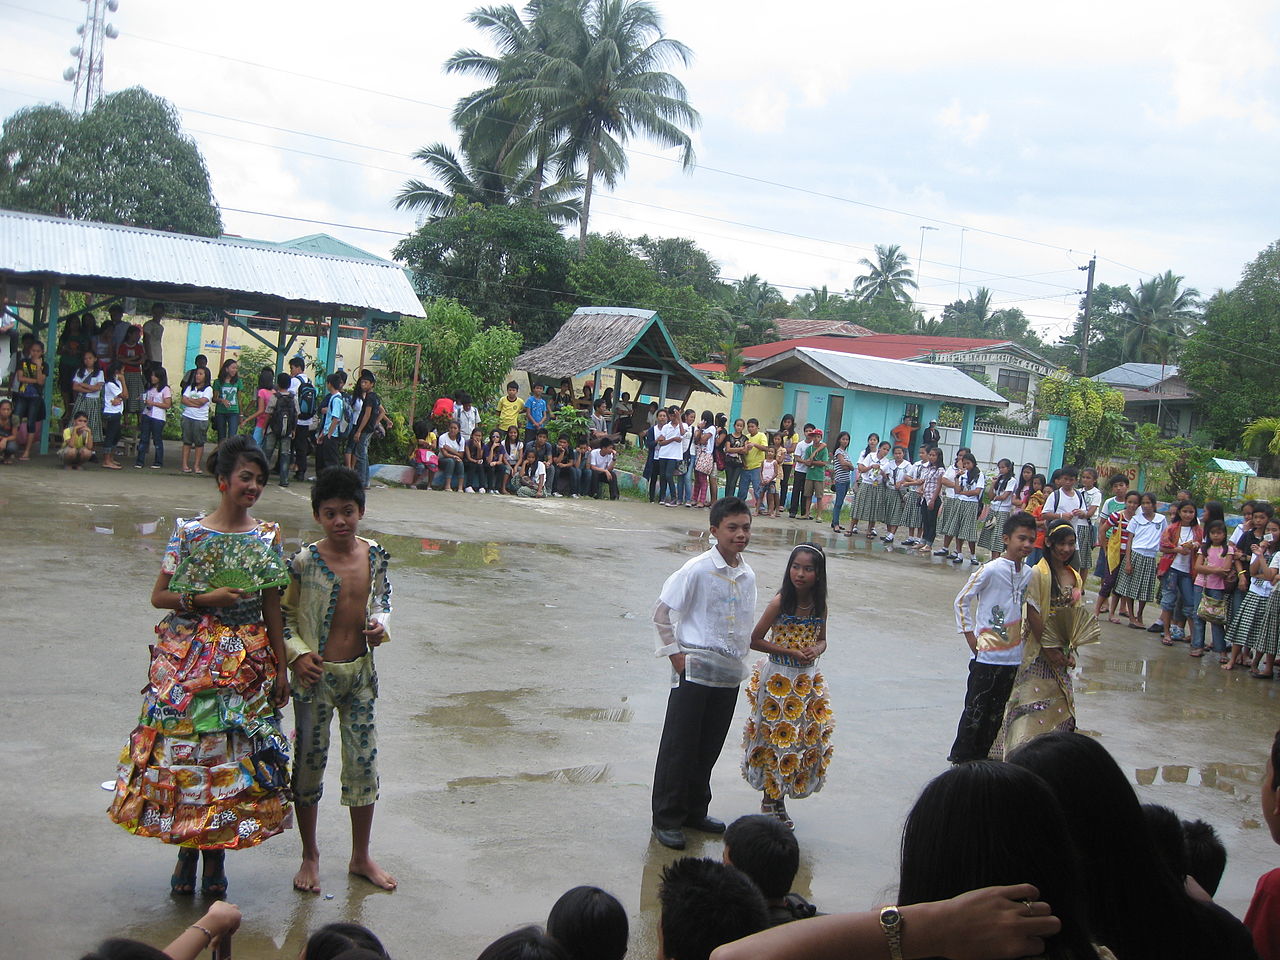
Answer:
[{"left": 1022, "top": 899, "right": 1034, "bottom": 916}]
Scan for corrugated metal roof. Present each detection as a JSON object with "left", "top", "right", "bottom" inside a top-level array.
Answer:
[
  {"left": 1211, "top": 458, "right": 1256, "bottom": 476},
  {"left": 749, "top": 347, "right": 1008, "bottom": 406},
  {"left": 1094, "top": 362, "right": 1181, "bottom": 389},
  {"left": 0, "top": 210, "right": 424, "bottom": 316}
]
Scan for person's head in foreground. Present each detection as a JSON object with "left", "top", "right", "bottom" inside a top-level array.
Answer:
[
  {"left": 659, "top": 857, "right": 767, "bottom": 960},
  {"left": 302, "top": 922, "right": 389, "bottom": 960},
  {"left": 312, "top": 466, "right": 366, "bottom": 537},
  {"left": 723, "top": 814, "right": 799, "bottom": 902},
  {"left": 546, "top": 885, "right": 628, "bottom": 960},
  {"left": 476, "top": 926, "right": 570, "bottom": 960},
  {"left": 709, "top": 497, "right": 752, "bottom": 562}
]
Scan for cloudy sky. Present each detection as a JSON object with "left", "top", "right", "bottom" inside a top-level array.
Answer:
[{"left": 3, "top": 0, "right": 1278, "bottom": 339}]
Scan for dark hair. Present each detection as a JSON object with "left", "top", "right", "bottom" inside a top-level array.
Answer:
[
  {"left": 778, "top": 543, "right": 827, "bottom": 619},
  {"left": 257, "top": 366, "right": 275, "bottom": 391},
  {"left": 1174, "top": 500, "right": 1198, "bottom": 526},
  {"left": 457, "top": 390, "right": 472, "bottom": 405},
  {"left": 710, "top": 496, "right": 751, "bottom": 527},
  {"left": 1256, "top": 502, "right": 1276, "bottom": 521},
  {"left": 1080, "top": 467, "right": 1098, "bottom": 482},
  {"left": 1200, "top": 519, "right": 1227, "bottom": 554},
  {"left": 206, "top": 435, "right": 268, "bottom": 481},
  {"left": 724, "top": 814, "right": 799, "bottom": 899},
  {"left": 289, "top": 356, "right": 305, "bottom": 370},
  {"left": 747, "top": 417, "right": 759, "bottom": 427},
  {"left": 701, "top": 410, "right": 714, "bottom": 427},
  {"left": 276, "top": 372, "right": 291, "bottom": 390},
  {"left": 1007, "top": 732, "right": 1210, "bottom": 959},
  {"left": 77, "top": 348, "right": 98, "bottom": 381},
  {"left": 546, "top": 886, "right": 628, "bottom": 960},
  {"left": 81, "top": 941, "right": 171, "bottom": 960},
  {"left": 326, "top": 373, "right": 344, "bottom": 390},
  {"left": 476, "top": 926, "right": 570, "bottom": 960},
  {"left": 506, "top": 380, "right": 519, "bottom": 391},
  {"left": 1003, "top": 510, "right": 1038, "bottom": 538},
  {"left": 658, "top": 857, "right": 767, "bottom": 960},
  {"left": 216, "top": 358, "right": 239, "bottom": 385},
  {"left": 960, "top": 452, "right": 979, "bottom": 487},
  {"left": 312, "top": 465, "right": 365, "bottom": 512},
  {"left": 1032, "top": 473, "right": 1047, "bottom": 490},
  {"left": 303, "top": 923, "right": 389, "bottom": 960},
  {"left": 1124, "top": 490, "right": 1142, "bottom": 504},
  {"left": 105, "top": 360, "right": 123, "bottom": 385},
  {"left": 1058, "top": 465, "right": 1079, "bottom": 479},
  {"left": 1108, "top": 473, "right": 1129, "bottom": 488},
  {"left": 1182, "top": 819, "right": 1227, "bottom": 896},
  {"left": 1044, "top": 521, "right": 1079, "bottom": 594},
  {"left": 149, "top": 365, "right": 169, "bottom": 390},
  {"left": 899, "top": 762, "right": 1095, "bottom": 960},
  {"left": 1200, "top": 501, "right": 1224, "bottom": 526},
  {"left": 994, "top": 458, "right": 1016, "bottom": 494},
  {"left": 1141, "top": 803, "right": 1188, "bottom": 881}
]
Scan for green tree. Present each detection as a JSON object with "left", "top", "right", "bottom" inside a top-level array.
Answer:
[
  {"left": 1051, "top": 282, "right": 1132, "bottom": 374},
  {"left": 381, "top": 298, "right": 523, "bottom": 421},
  {"left": 1242, "top": 416, "right": 1280, "bottom": 477},
  {"left": 1180, "top": 241, "right": 1280, "bottom": 447},
  {"left": 1118, "top": 270, "right": 1201, "bottom": 363},
  {"left": 0, "top": 87, "right": 221, "bottom": 235},
  {"left": 851, "top": 244, "right": 916, "bottom": 303},
  {"left": 393, "top": 201, "right": 573, "bottom": 347},
  {"left": 632, "top": 234, "right": 726, "bottom": 301},
  {"left": 1035, "top": 372, "right": 1128, "bottom": 464},
  {"left": 935, "top": 288, "right": 1042, "bottom": 348}
]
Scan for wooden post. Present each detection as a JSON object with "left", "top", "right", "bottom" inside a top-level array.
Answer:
[
  {"left": 218, "top": 312, "right": 230, "bottom": 370},
  {"left": 38, "top": 281, "right": 61, "bottom": 455},
  {"left": 275, "top": 311, "right": 288, "bottom": 376},
  {"left": 323, "top": 317, "right": 339, "bottom": 375},
  {"left": 658, "top": 373, "right": 668, "bottom": 409},
  {"left": 408, "top": 343, "right": 422, "bottom": 427}
]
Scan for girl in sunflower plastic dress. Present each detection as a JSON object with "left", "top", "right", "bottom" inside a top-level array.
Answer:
[
  {"left": 108, "top": 436, "right": 292, "bottom": 897},
  {"left": 741, "top": 542, "right": 832, "bottom": 828}
]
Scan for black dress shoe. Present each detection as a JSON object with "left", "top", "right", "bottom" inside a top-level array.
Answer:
[
  {"left": 652, "top": 826, "right": 687, "bottom": 850},
  {"left": 684, "top": 815, "right": 726, "bottom": 834}
]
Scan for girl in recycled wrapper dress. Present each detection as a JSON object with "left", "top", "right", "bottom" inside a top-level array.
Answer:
[
  {"left": 108, "top": 436, "right": 292, "bottom": 897},
  {"left": 741, "top": 543, "right": 833, "bottom": 829}
]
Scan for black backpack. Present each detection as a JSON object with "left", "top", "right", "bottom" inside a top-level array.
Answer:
[
  {"left": 268, "top": 393, "right": 297, "bottom": 438},
  {"left": 296, "top": 377, "right": 317, "bottom": 419}
]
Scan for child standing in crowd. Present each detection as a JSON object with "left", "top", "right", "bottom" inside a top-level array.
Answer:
[
  {"left": 785, "top": 425, "right": 811, "bottom": 520},
  {"left": 760, "top": 447, "right": 780, "bottom": 517},
  {"left": 499, "top": 424, "right": 523, "bottom": 494},
  {"left": 916, "top": 446, "right": 946, "bottom": 553},
  {"left": 315, "top": 374, "right": 346, "bottom": 473},
  {"left": 948, "top": 512, "right": 1037, "bottom": 763},
  {"left": 846, "top": 434, "right": 882, "bottom": 537},
  {"left": 463, "top": 427, "right": 487, "bottom": 493},
  {"left": 524, "top": 382, "right": 549, "bottom": 444},
  {"left": 800, "top": 429, "right": 828, "bottom": 522},
  {"left": 651, "top": 497, "right": 756, "bottom": 851},
  {"left": 497, "top": 380, "right": 523, "bottom": 437},
  {"left": 776, "top": 414, "right": 799, "bottom": 502},
  {"left": 723, "top": 417, "right": 746, "bottom": 505},
  {"left": 978, "top": 459, "right": 1016, "bottom": 560},
  {"left": 14, "top": 338, "right": 46, "bottom": 461},
  {"left": 1226, "top": 516, "right": 1279, "bottom": 671},
  {"left": 1252, "top": 529, "right": 1280, "bottom": 679},
  {"left": 940, "top": 451, "right": 985, "bottom": 565},
  {"left": 1116, "top": 492, "right": 1168, "bottom": 630},
  {"left": 655, "top": 407, "right": 686, "bottom": 507},
  {"left": 1039, "top": 467, "right": 1089, "bottom": 567},
  {"left": 100, "top": 361, "right": 126, "bottom": 470},
  {"left": 134, "top": 366, "right": 170, "bottom": 469},
  {"left": 693, "top": 411, "right": 716, "bottom": 508},
  {"left": 1095, "top": 490, "right": 1141, "bottom": 623},
  {"left": 896, "top": 444, "right": 926, "bottom": 546},
  {"left": 1076, "top": 469, "right": 1103, "bottom": 576},
  {"left": 179, "top": 365, "right": 213, "bottom": 474},
  {"left": 71, "top": 347, "right": 106, "bottom": 445},
  {"left": 261, "top": 373, "right": 297, "bottom": 487},
  {"left": 741, "top": 543, "right": 832, "bottom": 828},
  {"left": 1094, "top": 474, "right": 1130, "bottom": 593},
  {"left": 1158, "top": 501, "right": 1202, "bottom": 646},
  {"left": 243, "top": 366, "right": 274, "bottom": 445},
  {"left": 1014, "top": 462, "right": 1037, "bottom": 508},
  {"left": 1024, "top": 473, "right": 1048, "bottom": 564},
  {"left": 737, "top": 417, "right": 769, "bottom": 510},
  {"left": 589, "top": 437, "right": 620, "bottom": 500},
  {"left": 881, "top": 445, "right": 910, "bottom": 544},
  {"left": 213, "top": 360, "right": 241, "bottom": 443},
  {"left": 677, "top": 408, "right": 698, "bottom": 507},
  {"left": 643, "top": 410, "right": 662, "bottom": 502},
  {"left": 1192, "top": 520, "right": 1236, "bottom": 661},
  {"left": 284, "top": 466, "right": 396, "bottom": 893},
  {"left": 117, "top": 323, "right": 146, "bottom": 433},
  {"left": 60, "top": 410, "right": 94, "bottom": 468},
  {"left": 828, "top": 432, "right": 853, "bottom": 533}
]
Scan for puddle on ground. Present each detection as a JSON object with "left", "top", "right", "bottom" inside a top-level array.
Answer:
[
  {"left": 447, "top": 762, "right": 611, "bottom": 789},
  {"left": 413, "top": 688, "right": 538, "bottom": 729},
  {"left": 1133, "top": 761, "right": 1263, "bottom": 796},
  {"left": 557, "top": 706, "right": 634, "bottom": 723}
]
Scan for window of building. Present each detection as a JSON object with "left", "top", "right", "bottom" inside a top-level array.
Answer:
[
  {"left": 997, "top": 368, "right": 1031, "bottom": 394},
  {"left": 955, "top": 363, "right": 985, "bottom": 378}
]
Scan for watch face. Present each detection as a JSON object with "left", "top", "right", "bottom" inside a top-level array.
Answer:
[{"left": 881, "top": 906, "right": 902, "bottom": 928}]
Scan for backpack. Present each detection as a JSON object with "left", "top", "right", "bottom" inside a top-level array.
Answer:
[
  {"left": 337, "top": 392, "right": 355, "bottom": 439},
  {"left": 296, "top": 376, "right": 317, "bottom": 419},
  {"left": 267, "top": 392, "right": 296, "bottom": 438}
]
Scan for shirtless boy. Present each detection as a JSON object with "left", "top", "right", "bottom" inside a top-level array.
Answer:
[{"left": 283, "top": 466, "right": 396, "bottom": 892}]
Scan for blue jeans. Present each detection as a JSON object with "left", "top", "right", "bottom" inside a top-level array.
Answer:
[
  {"left": 831, "top": 481, "right": 850, "bottom": 528},
  {"left": 136, "top": 416, "right": 164, "bottom": 466},
  {"left": 464, "top": 460, "right": 485, "bottom": 490},
  {"left": 658, "top": 458, "right": 678, "bottom": 501},
  {"left": 1160, "top": 568, "right": 1196, "bottom": 619},
  {"left": 736, "top": 467, "right": 762, "bottom": 507},
  {"left": 252, "top": 425, "right": 265, "bottom": 446},
  {"left": 437, "top": 456, "right": 463, "bottom": 490},
  {"left": 214, "top": 411, "right": 240, "bottom": 443},
  {"left": 674, "top": 460, "right": 691, "bottom": 504},
  {"left": 1191, "top": 586, "right": 1227, "bottom": 652}
]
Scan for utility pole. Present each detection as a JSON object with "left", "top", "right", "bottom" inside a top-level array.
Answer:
[
  {"left": 956, "top": 227, "right": 968, "bottom": 299},
  {"left": 1078, "top": 256, "right": 1096, "bottom": 376},
  {"left": 917, "top": 225, "right": 937, "bottom": 296}
]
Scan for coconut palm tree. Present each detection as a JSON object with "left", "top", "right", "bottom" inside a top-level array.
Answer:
[
  {"left": 1119, "top": 270, "right": 1201, "bottom": 364},
  {"left": 852, "top": 244, "right": 917, "bottom": 303},
  {"left": 517, "top": 0, "right": 699, "bottom": 256},
  {"left": 1243, "top": 416, "right": 1280, "bottom": 475}
]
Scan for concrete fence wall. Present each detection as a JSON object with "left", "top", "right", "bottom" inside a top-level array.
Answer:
[{"left": 938, "top": 422, "right": 1054, "bottom": 473}]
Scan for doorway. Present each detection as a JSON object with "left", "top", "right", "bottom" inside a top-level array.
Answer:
[{"left": 826, "top": 394, "right": 845, "bottom": 444}]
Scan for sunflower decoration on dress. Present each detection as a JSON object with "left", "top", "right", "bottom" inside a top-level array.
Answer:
[
  {"left": 792, "top": 771, "right": 810, "bottom": 797},
  {"left": 819, "top": 745, "right": 834, "bottom": 774},
  {"left": 782, "top": 694, "right": 806, "bottom": 722},
  {"left": 792, "top": 673, "right": 813, "bottom": 696},
  {"left": 770, "top": 721, "right": 799, "bottom": 749},
  {"left": 760, "top": 697, "right": 782, "bottom": 723},
  {"left": 748, "top": 744, "right": 777, "bottom": 769},
  {"left": 812, "top": 672, "right": 826, "bottom": 695},
  {"left": 821, "top": 725, "right": 833, "bottom": 745},
  {"left": 765, "top": 673, "right": 792, "bottom": 697},
  {"left": 778, "top": 752, "right": 801, "bottom": 777},
  {"left": 807, "top": 697, "right": 831, "bottom": 723},
  {"left": 742, "top": 717, "right": 757, "bottom": 745},
  {"left": 167, "top": 533, "right": 292, "bottom": 595},
  {"left": 763, "top": 771, "right": 783, "bottom": 800},
  {"left": 746, "top": 664, "right": 762, "bottom": 698},
  {"left": 803, "top": 721, "right": 822, "bottom": 746},
  {"left": 802, "top": 746, "right": 821, "bottom": 769}
]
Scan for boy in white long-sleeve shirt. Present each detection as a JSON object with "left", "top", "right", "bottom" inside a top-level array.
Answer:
[
  {"left": 947, "top": 511, "right": 1038, "bottom": 763},
  {"left": 651, "top": 497, "right": 756, "bottom": 850}
]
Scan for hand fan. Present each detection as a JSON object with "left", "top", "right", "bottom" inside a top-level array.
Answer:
[
  {"left": 1045, "top": 605, "right": 1102, "bottom": 650},
  {"left": 168, "top": 533, "right": 291, "bottom": 593}
]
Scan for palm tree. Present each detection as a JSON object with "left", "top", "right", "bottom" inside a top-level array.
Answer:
[
  {"left": 1242, "top": 417, "right": 1280, "bottom": 475},
  {"left": 518, "top": 0, "right": 699, "bottom": 256},
  {"left": 1119, "top": 270, "right": 1201, "bottom": 364},
  {"left": 852, "top": 244, "right": 917, "bottom": 303}
]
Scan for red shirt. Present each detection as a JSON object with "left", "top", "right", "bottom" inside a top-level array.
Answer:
[
  {"left": 1247, "top": 868, "right": 1280, "bottom": 960},
  {"left": 432, "top": 397, "right": 454, "bottom": 419}
]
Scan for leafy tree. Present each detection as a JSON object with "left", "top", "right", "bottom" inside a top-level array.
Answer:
[
  {"left": 1118, "top": 270, "right": 1201, "bottom": 363},
  {"left": 851, "top": 244, "right": 916, "bottom": 303},
  {"left": 1051, "top": 282, "right": 1133, "bottom": 374},
  {"left": 394, "top": 201, "right": 573, "bottom": 347},
  {"left": 0, "top": 87, "right": 221, "bottom": 236},
  {"left": 1179, "top": 241, "right": 1280, "bottom": 448},
  {"left": 1242, "top": 416, "right": 1280, "bottom": 477},
  {"left": 729, "top": 273, "right": 787, "bottom": 345},
  {"left": 380, "top": 298, "right": 523, "bottom": 421},
  {"left": 1035, "top": 372, "right": 1128, "bottom": 464},
  {"left": 933, "top": 288, "right": 1043, "bottom": 349},
  {"left": 632, "top": 234, "right": 726, "bottom": 301}
]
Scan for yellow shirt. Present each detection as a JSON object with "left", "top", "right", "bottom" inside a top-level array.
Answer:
[
  {"left": 497, "top": 395, "right": 523, "bottom": 430},
  {"left": 742, "top": 431, "right": 768, "bottom": 471},
  {"left": 62, "top": 426, "right": 90, "bottom": 449}
]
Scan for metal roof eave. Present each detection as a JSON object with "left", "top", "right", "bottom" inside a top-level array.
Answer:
[
  {"left": 596, "top": 314, "right": 723, "bottom": 397},
  {"left": 752, "top": 349, "right": 1008, "bottom": 407}
]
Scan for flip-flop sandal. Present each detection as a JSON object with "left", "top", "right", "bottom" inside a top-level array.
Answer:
[
  {"left": 1127, "top": 622, "right": 1146, "bottom": 630},
  {"left": 1160, "top": 638, "right": 1174, "bottom": 646},
  {"left": 171, "top": 848, "right": 198, "bottom": 896},
  {"left": 1219, "top": 656, "right": 1231, "bottom": 664},
  {"left": 1146, "top": 623, "right": 1164, "bottom": 633},
  {"left": 1189, "top": 650, "right": 1204, "bottom": 657}
]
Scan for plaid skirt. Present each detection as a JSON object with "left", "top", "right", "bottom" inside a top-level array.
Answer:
[
  {"left": 851, "top": 482, "right": 884, "bottom": 524},
  {"left": 977, "top": 508, "right": 1010, "bottom": 551},
  {"left": 885, "top": 487, "right": 907, "bottom": 526},
  {"left": 1115, "top": 553, "right": 1159, "bottom": 602},
  {"left": 1227, "top": 591, "right": 1271, "bottom": 650},
  {"left": 71, "top": 393, "right": 104, "bottom": 444},
  {"left": 1256, "top": 591, "right": 1280, "bottom": 656},
  {"left": 123, "top": 371, "right": 145, "bottom": 414},
  {"left": 940, "top": 498, "right": 981, "bottom": 542},
  {"left": 900, "top": 490, "right": 923, "bottom": 528}
]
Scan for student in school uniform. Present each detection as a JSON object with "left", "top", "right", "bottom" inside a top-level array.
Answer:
[
  {"left": 846, "top": 433, "right": 883, "bottom": 537},
  {"left": 938, "top": 452, "right": 985, "bottom": 565},
  {"left": 880, "top": 445, "right": 912, "bottom": 545},
  {"left": 978, "top": 459, "right": 1018, "bottom": 560},
  {"left": 933, "top": 447, "right": 971, "bottom": 557},
  {"left": 898, "top": 449, "right": 927, "bottom": 546},
  {"left": 1115, "top": 492, "right": 1168, "bottom": 631}
]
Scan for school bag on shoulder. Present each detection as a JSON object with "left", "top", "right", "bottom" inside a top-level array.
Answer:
[
  {"left": 336, "top": 393, "right": 354, "bottom": 439},
  {"left": 267, "top": 392, "right": 296, "bottom": 438},
  {"left": 296, "top": 376, "right": 317, "bottom": 419}
]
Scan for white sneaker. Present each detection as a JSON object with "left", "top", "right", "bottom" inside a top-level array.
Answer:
[
  {"left": 465, "top": 486, "right": 475, "bottom": 493},
  {"left": 478, "top": 487, "right": 486, "bottom": 493},
  {"left": 571, "top": 493, "right": 580, "bottom": 499}
]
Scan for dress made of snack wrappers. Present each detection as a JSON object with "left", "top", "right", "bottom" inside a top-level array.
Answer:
[
  {"left": 107, "top": 517, "right": 292, "bottom": 849},
  {"left": 741, "top": 612, "right": 833, "bottom": 800}
]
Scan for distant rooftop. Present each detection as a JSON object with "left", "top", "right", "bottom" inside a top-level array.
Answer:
[
  {"left": 771, "top": 318, "right": 876, "bottom": 340},
  {"left": 1094, "top": 362, "right": 1182, "bottom": 390}
]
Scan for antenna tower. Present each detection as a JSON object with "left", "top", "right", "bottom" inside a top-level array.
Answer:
[{"left": 62, "top": 0, "right": 121, "bottom": 112}]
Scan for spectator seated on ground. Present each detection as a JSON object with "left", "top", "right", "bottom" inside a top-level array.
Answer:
[
  {"left": 1246, "top": 727, "right": 1280, "bottom": 960},
  {"left": 546, "top": 885, "right": 628, "bottom": 960},
  {"left": 303, "top": 922, "right": 390, "bottom": 960},
  {"left": 1141, "top": 803, "right": 1214, "bottom": 901},
  {"left": 476, "top": 926, "right": 570, "bottom": 960},
  {"left": 659, "top": 857, "right": 768, "bottom": 960},
  {"left": 1183, "top": 818, "right": 1227, "bottom": 899},
  {"left": 722, "top": 814, "right": 818, "bottom": 927},
  {"left": 80, "top": 902, "right": 241, "bottom": 960}
]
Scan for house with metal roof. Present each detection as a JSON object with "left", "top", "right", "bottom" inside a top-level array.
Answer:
[{"left": 1093, "top": 363, "right": 1198, "bottom": 438}]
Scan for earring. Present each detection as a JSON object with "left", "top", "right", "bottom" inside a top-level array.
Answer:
[{"left": 219, "top": 482, "right": 227, "bottom": 492}]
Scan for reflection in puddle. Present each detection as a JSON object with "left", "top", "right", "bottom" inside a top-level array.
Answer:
[
  {"left": 558, "top": 706, "right": 634, "bottom": 723},
  {"left": 1133, "top": 761, "right": 1263, "bottom": 796},
  {"left": 448, "top": 762, "right": 611, "bottom": 789},
  {"left": 413, "top": 688, "right": 539, "bottom": 729}
]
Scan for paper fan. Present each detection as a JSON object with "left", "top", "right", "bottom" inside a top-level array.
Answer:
[
  {"left": 169, "top": 533, "right": 291, "bottom": 594},
  {"left": 1045, "top": 605, "right": 1102, "bottom": 650}
]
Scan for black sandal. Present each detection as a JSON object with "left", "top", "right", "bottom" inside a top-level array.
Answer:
[
  {"left": 201, "top": 850, "right": 228, "bottom": 899},
  {"left": 761, "top": 798, "right": 794, "bottom": 830},
  {"left": 171, "top": 848, "right": 198, "bottom": 896}
]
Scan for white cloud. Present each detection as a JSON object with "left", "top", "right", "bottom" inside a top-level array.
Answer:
[{"left": 936, "top": 99, "right": 990, "bottom": 147}]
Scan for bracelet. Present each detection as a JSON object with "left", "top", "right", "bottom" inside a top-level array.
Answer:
[
  {"left": 179, "top": 592, "right": 198, "bottom": 613},
  {"left": 189, "top": 924, "right": 214, "bottom": 945}
]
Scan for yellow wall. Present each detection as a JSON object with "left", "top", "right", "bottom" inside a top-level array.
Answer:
[{"left": 157, "top": 318, "right": 376, "bottom": 381}]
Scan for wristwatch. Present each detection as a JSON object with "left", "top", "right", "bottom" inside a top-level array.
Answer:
[{"left": 880, "top": 905, "right": 904, "bottom": 960}]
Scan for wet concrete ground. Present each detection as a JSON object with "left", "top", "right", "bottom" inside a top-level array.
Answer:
[{"left": 1, "top": 463, "right": 1277, "bottom": 959}]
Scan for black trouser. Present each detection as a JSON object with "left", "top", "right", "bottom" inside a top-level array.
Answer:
[
  {"left": 292, "top": 423, "right": 313, "bottom": 478},
  {"left": 652, "top": 676, "right": 738, "bottom": 829},
  {"left": 590, "top": 471, "right": 619, "bottom": 500},
  {"left": 315, "top": 433, "right": 340, "bottom": 473},
  {"left": 922, "top": 496, "right": 941, "bottom": 545},
  {"left": 787, "top": 470, "right": 808, "bottom": 516},
  {"left": 948, "top": 660, "right": 1017, "bottom": 763}
]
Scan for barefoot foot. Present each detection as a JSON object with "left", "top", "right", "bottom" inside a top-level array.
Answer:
[
  {"left": 293, "top": 858, "right": 321, "bottom": 894},
  {"left": 349, "top": 855, "right": 397, "bottom": 890}
]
